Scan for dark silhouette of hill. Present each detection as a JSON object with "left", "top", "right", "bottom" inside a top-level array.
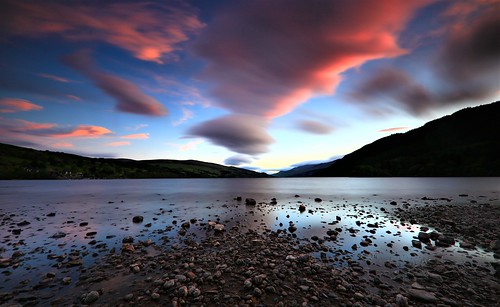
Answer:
[
  {"left": 0, "top": 143, "right": 270, "bottom": 179},
  {"left": 274, "top": 160, "right": 337, "bottom": 177},
  {"left": 314, "top": 101, "right": 500, "bottom": 177}
]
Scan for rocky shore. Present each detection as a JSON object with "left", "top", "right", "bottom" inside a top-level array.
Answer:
[{"left": 1, "top": 195, "right": 499, "bottom": 306}]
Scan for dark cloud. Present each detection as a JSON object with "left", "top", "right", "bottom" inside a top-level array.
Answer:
[
  {"left": 62, "top": 50, "right": 167, "bottom": 116},
  {"left": 194, "top": 0, "right": 429, "bottom": 118},
  {"left": 438, "top": 13, "right": 499, "bottom": 83},
  {"left": 187, "top": 114, "right": 274, "bottom": 155},
  {"left": 352, "top": 68, "right": 435, "bottom": 115},
  {"left": 434, "top": 12, "right": 500, "bottom": 101},
  {"left": 296, "top": 120, "right": 334, "bottom": 135},
  {"left": 224, "top": 155, "right": 254, "bottom": 166},
  {"left": 351, "top": 4, "right": 499, "bottom": 115}
]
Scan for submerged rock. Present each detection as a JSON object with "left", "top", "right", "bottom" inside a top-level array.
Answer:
[
  {"left": 245, "top": 198, "right": 256, "bottom": 206},
  {"left": 50, "top": 231, "right": 66, "bottom": 239},
  {"left": 132, "top": 216, "right": 143, "bottom": 223}
]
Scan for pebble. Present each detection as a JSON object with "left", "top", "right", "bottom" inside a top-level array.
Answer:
[
  {"left": 408, "top": 289, "right": 437, "bottom": 303},
  {"left": 81, "top": 291, "right": 100, "bottom": 305}
]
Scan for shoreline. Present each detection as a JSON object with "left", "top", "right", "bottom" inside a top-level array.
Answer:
[{"left": 1, "top": 196, "right": 499, "bottom": 306}]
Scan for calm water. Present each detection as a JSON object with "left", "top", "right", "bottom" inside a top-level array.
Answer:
[{"left": 0, "top": 178, "right": 499, "bottom": 292}]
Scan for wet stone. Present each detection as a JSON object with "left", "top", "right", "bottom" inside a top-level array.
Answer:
[
  {"left": 50, "top": 231, "right": 66, "bottom": 239},
  {"left": 122, "top": 236, "right": 134, "bottom": 243},
  {"left": 408, "top": 289, "right": 437, "bottom": 303},
  {"left": 132, "top": 216, "right": 143, "bottom": 223},
  {"left": 81, "top": 291, "right": 100, "bottom": 305}
]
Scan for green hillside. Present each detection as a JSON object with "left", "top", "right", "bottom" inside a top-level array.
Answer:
[
  {"left": 314, "top": 101, "right": 500, "bottom": 177},
  {"left": 0, "top": 143, "right": 269, "bottom": 179}
]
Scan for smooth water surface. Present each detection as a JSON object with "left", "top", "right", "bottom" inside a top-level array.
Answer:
[{"left": 0, "top": 178, "right": 499, "bottom": 293}]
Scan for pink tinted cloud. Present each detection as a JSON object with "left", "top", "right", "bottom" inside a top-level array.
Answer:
[
  {"left": 168, "top": 139, "right": 204, "bottom": 152},
  {"left": 1, "top": 1, "right": 203, "bottom": 63},
  {"left": 38, "top": 73, "right": 70, "bottom": 83},
  {"left": 51, "top": 142, "right": 73, "bottom": 148},
  {"left": 0, "top": 98, "right": 43, "bottom": 113},
  {"left": 6, "top": 119, "right": 57, "bottom": 131},
  {"left": 121, "top": 133, "right": 149, "bottom": 139},
  {"left": 106, "top": 141, "right": 130, "bottom": 147},
  {"left": 378, "top": 127, "right": 409, "bottom": 133},
  {"left": 65, "top": 95, "right": 81, "bottom": 101},
  {"left": 0, "top": 118, "right": 112, "bottom": 150},
  {"left": 62, "top": 50, "right": 167, "bottom": 116},
  {"left": 50, "top": 125, "right": 112, "bottom": 138},
  {"left": 195, "top": 0, "right": 430, "bottom": 119},
  {"left": 173, "top": 108, "right": 194, "bottom": 126},
  {"left": 0, "top": 118, "right": 110, "bottom": 139}
]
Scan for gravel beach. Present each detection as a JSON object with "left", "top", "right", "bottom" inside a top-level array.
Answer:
[{"left": 1, "top": 192, "right": 499, "bottom": 306}]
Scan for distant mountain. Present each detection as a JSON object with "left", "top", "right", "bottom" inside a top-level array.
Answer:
[
  {"left": 274, "top": 160, "right": 337, "bottom": 177},
  {"left": 314, "top": 101, "right": 500, "bottom": 177},
  {"left": 0, "top": 143, "right": 270, "bottom": 179}
]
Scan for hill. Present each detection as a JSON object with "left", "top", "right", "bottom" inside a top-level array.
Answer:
[
  {"left": 0, "top": 143, "right": 270, "bottom": 179},
  {"left": 274, "top": 160, "right": 337, "bottom": 177},
  {"left": 314, "top": 101, "right": 500, "bottom": 177}
]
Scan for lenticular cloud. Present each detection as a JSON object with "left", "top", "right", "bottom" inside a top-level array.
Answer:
[
  {"left": 195, "top": 0, "right": 429, "bottom": 119},
  {"left": 62, "top": 50, "right": 167, "bottom": 117}
]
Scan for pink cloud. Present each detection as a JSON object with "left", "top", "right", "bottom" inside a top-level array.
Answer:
[
  {"left": 7, "top": 119, "right": 57, "bottom": 131},
  {"left": 50, "top": 125, "right": 112, "bottom": 138},
  {"left": 62, "top": 50, "right": 167, "bottom": 116},
  {"left": 121, "top": 133, "right": 149, "bottom": 139},
  {"left": 195, "top": 0, "right": 430, "bottom": 119},
  {"left": 378, "top": 127, "right": 409, "bottom": 133},
  {"left": 0, "top": 118, "right": 110, "bottom": 139},
  {"left": 51, "top": 142, "right": 73, "bottom": 148},
  {"left": 38, "top": 73, "right": 70, "bottom": 83},
  {"left": 0, "top": 118, "right": 113, "bottom": 150},
  {"left": 173, "top": 108, "right": 194, "bottom": 126},
  {"left": 0, "top": 98, "right": 43, "bottom": 113},
  {"left": 168, "top": 139, "right": 204, "bottom": 152},
  {"left": 65, "top": 94, "right": 81, "bottom": 101},
  {"left": 1, "top": 1, "right": 204, "bottom": 63},
  {"left": 106, "top": 141, "right": 130, "bottom": 147}
]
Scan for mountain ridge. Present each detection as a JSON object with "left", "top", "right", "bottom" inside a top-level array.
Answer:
[
  {"left": 0, "top": 143, "right": 270, "bottom": 179},
  {"left": 313, "top": 101, "right": 500, "bottom": 176}
]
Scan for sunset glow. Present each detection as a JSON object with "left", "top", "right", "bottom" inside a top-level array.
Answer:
[{"left": 0, "top": 0, "right": 498, "bottom": 172}]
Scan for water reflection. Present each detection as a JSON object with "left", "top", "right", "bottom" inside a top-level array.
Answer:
[{"left": 0, "top": 178, "right": 498, "bottom": 294}]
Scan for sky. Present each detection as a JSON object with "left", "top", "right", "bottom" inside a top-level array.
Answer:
[{"left": 0, "top": 0, "right": 499, "bottom": 173}]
